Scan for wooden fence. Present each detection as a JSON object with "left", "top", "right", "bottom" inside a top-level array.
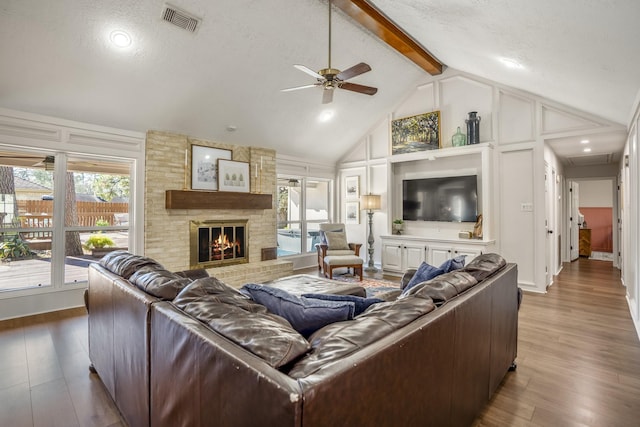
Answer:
[{"left": 16, "top": 200, "right": 129, "bottom": 228}]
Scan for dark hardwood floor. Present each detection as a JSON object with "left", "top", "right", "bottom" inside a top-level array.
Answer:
[{"left": 1, "top": 258, "right": 638, "bottom": 426}]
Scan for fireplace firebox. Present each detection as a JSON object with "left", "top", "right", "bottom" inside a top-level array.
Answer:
[{"left": 190, "top": 219, "right": 248, "bottom": 268}]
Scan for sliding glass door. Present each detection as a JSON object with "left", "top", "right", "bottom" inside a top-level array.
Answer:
[{"left": 0, "top": 149, "right": 132, "bottom": 293}]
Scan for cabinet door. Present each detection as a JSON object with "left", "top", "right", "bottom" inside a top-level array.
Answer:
[
  {"left": 453, "top": 247, "right": 482, "bottom": 263},
  {"left": 429, "top": 245, "right": 452, "bottom": 266},
  {"left": 404, "top": 244, "right": 427, "bottom": 270},
  {"left": 381, "top": 241, "right": 403, "bottom": 272}
]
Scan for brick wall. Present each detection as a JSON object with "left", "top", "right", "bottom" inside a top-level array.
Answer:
[{"left": 144, "top": 130, "right": 291, "bottom": 281}]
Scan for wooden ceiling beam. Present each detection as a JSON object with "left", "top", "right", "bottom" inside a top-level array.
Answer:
[{"left": 333, "top": 0, "right": 444, "bottom": 75}]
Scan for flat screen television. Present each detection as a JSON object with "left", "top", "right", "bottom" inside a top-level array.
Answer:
[{"left": 402, "top": 175, "right": 478, "bottom": 222}]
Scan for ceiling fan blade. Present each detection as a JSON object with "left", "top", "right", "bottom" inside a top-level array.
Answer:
[
  {"left": 322, "top": 88, "right": 334, "bottom": 104},
  {"left": 294, "top": 64, "right": 323, "bottom": 80},
  {"left": 336, "top": 62, "right": 372, "bottom": 81},
  {"left": 281, "top": 83, "right": 320, "bottom": 92},
  {"left": 339, "top": 82, "right": 378, "bottom": 96}
]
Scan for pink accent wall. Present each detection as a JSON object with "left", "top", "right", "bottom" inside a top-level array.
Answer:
[{"left": 580, "top": 207, "right": 613, "bottom": 252}]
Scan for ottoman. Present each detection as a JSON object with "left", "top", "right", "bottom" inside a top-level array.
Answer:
[
  {"left": 262, "top": 274, "right": 366, "bottom": 297},
  {"left": 323, "top": 255, "right": 363, "bottom": 281}
]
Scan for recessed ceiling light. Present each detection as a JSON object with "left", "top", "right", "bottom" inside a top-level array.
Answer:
[
  {"left": 580, "top": 139, "right": 590, "bottom": 144},
  {"left": 499, "top": 57, "right": 524, "bottom": 69},
  {"left": 318, "top": 110, "right": 334, "bottom": 123},
  {"left": 583, "top": 148, "right": 592, "bottom": 153},
  {"left": 110, "top": 30, "right": 132, "bottom": 48}
]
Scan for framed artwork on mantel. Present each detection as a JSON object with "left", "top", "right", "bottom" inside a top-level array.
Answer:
[
  {"left": 391, "top": 110, "right": 441, "bottom": 155},
  {"left": 218, "top": 159, "right": 250, "bottom": 193},
  {"left": 191, "top": 145, "right": 232, "bottom": 190}
]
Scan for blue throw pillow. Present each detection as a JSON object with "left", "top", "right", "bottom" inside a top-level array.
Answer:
[
  {"left": 403, "top": 262, "right": 445, "bottom": 294},
  {"left": 439, "top": 255, "right": 467, "bottom": 273},
  {"left": 301, "top": 293, "right": 384, "bottom": 316},
  {"left": 241, "top": 284, "right": 355, "bottom": 337}
]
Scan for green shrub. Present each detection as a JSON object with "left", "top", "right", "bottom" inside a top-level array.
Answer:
[
  {"left": 95, "top": 218, "right": 110, "bottom": 227},
  {"left": 0, "top": 236, "right": 33, "bottom": 259},
  {"left": 83, "top": 234, "right": 115, "bottom": 250}
]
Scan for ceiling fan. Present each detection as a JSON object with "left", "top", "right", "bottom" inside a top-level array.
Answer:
[{"left": 282, "top": 0, "right": 378, "bottom": 104}]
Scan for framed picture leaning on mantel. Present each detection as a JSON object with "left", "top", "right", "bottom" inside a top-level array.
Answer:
[
  {"left": 218, "top": 159, "right": 250, "bottom": 193},
  {"left": 191, "top": 145, "right": 232, "bottom": 190}
]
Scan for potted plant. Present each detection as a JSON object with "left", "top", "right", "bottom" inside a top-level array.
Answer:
[
  {"left": 83, "top": 233, "right": 116, "bottom": 257},
  {"left": 392, "top": 219, "right": 404, "bottom": 235},
  {"left": 0, "top": 235, "right": 33, "bottom": 260}
]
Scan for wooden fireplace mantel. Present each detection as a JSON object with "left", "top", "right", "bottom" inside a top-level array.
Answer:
[{"left": 165, "top": 190, "right": 272, "bottom": 210}]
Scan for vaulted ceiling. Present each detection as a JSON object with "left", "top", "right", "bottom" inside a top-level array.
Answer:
[{"left": 1, "top": 0, "right": 638, "bottom": 165}]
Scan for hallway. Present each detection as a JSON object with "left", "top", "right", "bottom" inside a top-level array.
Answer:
[{"left": 475, "top": 258, "right": 640, "bottom": 426}]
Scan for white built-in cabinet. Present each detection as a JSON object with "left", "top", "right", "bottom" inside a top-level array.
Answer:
[{"left": 381, "top": 235, "right": 494, "bottom": 275}]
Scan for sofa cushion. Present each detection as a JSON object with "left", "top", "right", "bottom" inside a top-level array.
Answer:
[
  {"left": 461, "top": 253, "right": 506, "bottom": 282},
  {"left": 99, "top": 250, "right": 164, "bottom": 279},
  {"left": 401, "top": 271, "right": 478, "bottom": 305},
  {"left": 403, "top": 261, "right": 445, "bottom": 293},
  {"left": 287, "top": 294, "right": 436, "bottom": 378},
  {"left": 129, "top": 269, "right": 191, "bottom": 300},
  {"left": 174, "top": 268, "right": 210, "bottom": 280},
  {"left": 174, "top": 277, "right": 310, "bottom": 369},
  {"left": 301, "top": 293, "right": 383, "bottom": 316},
  {"left": 439, "top": 254, "right": 467, "bottom": 273},
  {"left": 242, "top": 284, "right": 355, "bottom": 337},
  {"left": 324, "top": 231, "right": 351, "bottom": 250}
]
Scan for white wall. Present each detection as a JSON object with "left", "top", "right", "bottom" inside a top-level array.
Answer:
[
  {"left": 338, "top": 68, "right": 626, "bottom": 293},
  {"left": 621, "top": 93, "right": 640, "bottom": 340},
  {"left": 577, "top": 180, "right": 613, "bottom": 207}
]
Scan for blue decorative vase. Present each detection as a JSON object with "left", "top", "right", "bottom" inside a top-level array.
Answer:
[{"left": 466, "top": 112, "right": 481, "bottom": 145}]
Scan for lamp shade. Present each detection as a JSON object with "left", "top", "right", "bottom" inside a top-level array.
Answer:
[{"left": 360, "top": 194, "right": 381, "bottom": 210}]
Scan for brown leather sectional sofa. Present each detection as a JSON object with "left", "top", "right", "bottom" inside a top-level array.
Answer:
[{"left": 87, "top": 251, "right": 518, "bottom": 427}]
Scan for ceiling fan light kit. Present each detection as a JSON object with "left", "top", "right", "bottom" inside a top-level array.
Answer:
[{"left": 282, "top": 0, "right": 378, "bottom": 104}]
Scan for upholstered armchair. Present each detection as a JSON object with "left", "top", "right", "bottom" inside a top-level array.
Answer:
[{"left": 316, "top": 223, "right": 362, "bottom": 277}]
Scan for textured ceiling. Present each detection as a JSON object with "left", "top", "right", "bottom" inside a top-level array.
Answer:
[{"left": 0, "top": 0, "right": 638, "bottom": 165}]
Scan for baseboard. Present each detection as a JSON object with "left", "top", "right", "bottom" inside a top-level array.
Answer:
[
  {"left": 518, "top": 282, "right": 546, "bottom": 294},
  {"left": 0, "top": 287, "right": 86, "bottom": 321},
  {"left": 626, "top": 295, "right": 640, "bottom": 342}
]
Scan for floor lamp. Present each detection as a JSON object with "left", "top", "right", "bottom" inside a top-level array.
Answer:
[{"left": 360, "top": 193, "right": 381, "bottom": 272}]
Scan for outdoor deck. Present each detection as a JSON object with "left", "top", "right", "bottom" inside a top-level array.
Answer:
[{"left": 0, "top": 231, "right": 128, "bottom": 292}]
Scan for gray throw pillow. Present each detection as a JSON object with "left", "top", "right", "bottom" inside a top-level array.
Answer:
[{"left": 324, "top": 231, "right": 351, "bottom": 250}]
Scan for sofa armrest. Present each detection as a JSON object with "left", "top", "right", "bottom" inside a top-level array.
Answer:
[
  {"left": 349, "top": 243, "right": 363, "bottom": 256},
  {"left": 400, "top": 268, "right": 417, "bottom": 290}
]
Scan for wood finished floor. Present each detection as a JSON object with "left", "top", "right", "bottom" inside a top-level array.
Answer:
[{"left": 0, "top": 258, "right": 638, "bottom": 426}]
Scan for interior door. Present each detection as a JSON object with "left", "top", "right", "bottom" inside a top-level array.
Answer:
[
  {"left": 570, "top": 180, "right": 580, "bottom": 261},
  {"left": 545, "top": 164, "right": 553, "bottom": 286}
]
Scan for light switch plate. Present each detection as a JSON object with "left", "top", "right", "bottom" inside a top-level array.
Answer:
[{"left": 521, "top": 202, "right": 533, "bottom": 212}]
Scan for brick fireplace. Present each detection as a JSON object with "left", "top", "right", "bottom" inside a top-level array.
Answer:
[{"left": 144, "top": 130, "right": 293, "bottom": 286}]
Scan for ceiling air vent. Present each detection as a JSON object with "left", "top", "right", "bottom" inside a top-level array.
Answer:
[
  {"left": 161, "top": 4, "right": 200, "bottom": 33},
  {"left": 565, "top": 153, "right": 614, "bottom": 166}
]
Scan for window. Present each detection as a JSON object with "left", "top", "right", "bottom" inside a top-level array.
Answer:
[
  {"left": 277, "top": 176, "right": 331, "bottom": 256},
  {"left": 0, "top": 150, "right": 132, "bottom": 293}
]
